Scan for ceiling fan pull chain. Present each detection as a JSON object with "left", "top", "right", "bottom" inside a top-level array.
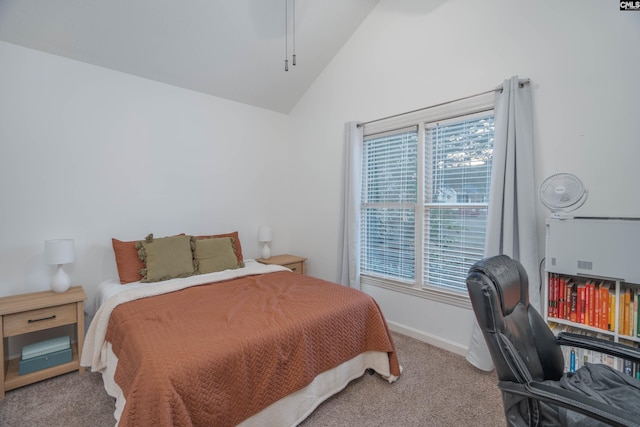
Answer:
[
  {"left": 292, "top": 0, "right": 296, "bottom": 66},
  {"left": 284, "top": 0, "right": 289, "bottom": 71}
]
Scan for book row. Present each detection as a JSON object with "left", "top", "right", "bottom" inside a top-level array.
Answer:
[
  {"left": 550, "top": 323, "right": 640, "bottom": 378},
  {"left": 560, "top": 345, "right": 640, "bottom": 379},
  {"left": 547, "top": 274, "right": 640, "bottom": 338}
]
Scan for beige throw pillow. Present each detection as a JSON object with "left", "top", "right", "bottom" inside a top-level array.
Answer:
[
  {"left": 194, "top": 237, "right": 240, "bottom": 274},
  {"left": 136, "top": 234, "right": 196, "bottom": 283}
]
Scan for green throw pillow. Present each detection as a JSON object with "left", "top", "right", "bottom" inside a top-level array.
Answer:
[
  {"left": 136, "top": 234, "right": 196, "bottom": 283},
  {"left": 194, "top": 237, "right": 240, "bottom": 274}
]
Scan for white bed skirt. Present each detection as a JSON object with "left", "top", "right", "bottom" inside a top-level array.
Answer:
[{"left": 99, "top": 343, "right": 396, "bottom": 427}]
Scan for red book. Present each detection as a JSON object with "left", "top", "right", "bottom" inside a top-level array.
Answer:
[
  {"left": 558, "top": 278, "right": 567, "bottom": 320},
  {"left": 548, "top": 274, "right": 557, "bottom": 318},
  {"left": 587, "top": 281, "right": 596, "bottom": 327},
  {"left": 564, "top": 279, "right": 573, "bottom": 320},
  {"left": 599, "top": 282, "right": 609, "bottom": 331},
  {"left": 577, "top": 284, "right": 586, "bottom": 324},
  {"left": 565, "top": 280, "right": 572, "bottom": 319},
  {"left": 554, "top": 274, "right": 560, "bottom": 318},
  {"left": 569, "top": 283, "right": 578, "bottom": 322},
  {"left": 594, "top": 282, "right": 601, "bottom": 329},
  {"left": 547, "top": 273, "right": 552, "bottom": 317}
]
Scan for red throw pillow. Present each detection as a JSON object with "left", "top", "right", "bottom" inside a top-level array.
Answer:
[{"left": 112, "top": 238, "right": 144, "bottom": 284}]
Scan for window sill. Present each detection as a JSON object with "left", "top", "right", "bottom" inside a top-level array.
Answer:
[{"left": 361, "top": 275, "right": 472, "bottom": 310}]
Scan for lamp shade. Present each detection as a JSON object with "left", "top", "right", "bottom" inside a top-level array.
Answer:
[
  {"left": 45, "top": 239, "right": 75, "bottom": 265},
  {"left": 258, "top": 226, "right": 273, "bottom": 243}
]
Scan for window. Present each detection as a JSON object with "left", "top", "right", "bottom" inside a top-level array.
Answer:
[{"left": 360, "top": 102, "right": 495, "bottom": 304}]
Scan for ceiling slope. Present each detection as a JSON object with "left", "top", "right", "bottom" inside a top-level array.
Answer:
[{"left": 0, "top": 0, "right": 380, "bottom": 113}]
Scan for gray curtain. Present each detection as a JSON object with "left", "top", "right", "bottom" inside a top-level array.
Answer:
[
  {"left": 466, "top": 76, "right": 540, "bottom": 371},
  {"left": 338, "top": 121, "right": 363, "bottom": 288}
]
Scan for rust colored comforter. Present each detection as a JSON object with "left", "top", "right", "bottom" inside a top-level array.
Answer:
[{"left": 105, "top": 271, "right": 400, "bottom": 426}]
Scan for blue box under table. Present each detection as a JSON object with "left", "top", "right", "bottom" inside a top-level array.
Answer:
[
  {"left": 19, "top": 347, "right": 72, "bottom": 375},
  {"left": 19, "top": 336, "right": 72, "bottom": 375}
]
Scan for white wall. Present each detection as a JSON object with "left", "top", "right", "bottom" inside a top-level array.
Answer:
[
  {"left": 0, "top": 41, "right": 291, "bottom": 316},
  {"left": 1, "top": 0, "right": 639, "bottom": 358},
  {"left": 288, "top": 0, "right": 640, "bottom": 354}
]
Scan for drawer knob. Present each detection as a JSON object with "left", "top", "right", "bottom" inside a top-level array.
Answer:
[{"left": 28, "top": 315, "right": 57, "bottom": 323}]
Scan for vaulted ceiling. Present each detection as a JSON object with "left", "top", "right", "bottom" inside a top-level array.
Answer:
[{"left": 0, "top": 0, "right": 380, "bottom": 113}]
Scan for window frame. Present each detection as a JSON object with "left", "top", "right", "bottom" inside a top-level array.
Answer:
[
  {"left": 361, "top": 126, "right": 418, "bottom": 283},
  {"left": 359, "top": 93, "right": 495, "bottom": 309}
]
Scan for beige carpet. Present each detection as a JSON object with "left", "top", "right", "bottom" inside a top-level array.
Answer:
[{"left": 0, "top": 332, "right": 504, "bottom": 426}]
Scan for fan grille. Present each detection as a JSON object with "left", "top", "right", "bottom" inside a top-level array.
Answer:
[{"left": 540, "top": 173, "right": 587, "bottom": 212}]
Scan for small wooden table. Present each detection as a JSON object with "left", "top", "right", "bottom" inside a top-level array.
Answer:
[
  {"left": 256, "top": 254, "right": 307, "bottom": 275},
  {"left": 0, "top": 286, "right": 86, "bottom": 398}
]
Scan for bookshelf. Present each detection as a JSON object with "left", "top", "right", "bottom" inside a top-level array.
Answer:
[
  {"left": 545, "top": 273, "right": 640, "bottom": 342},
  {"left": 545, "top": 273, "right": 640, "bottom": 377},
  {"left": 544, "top": 217, "right": 640, "bottom": 377}
]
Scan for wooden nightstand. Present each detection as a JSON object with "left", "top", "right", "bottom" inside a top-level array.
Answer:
[
  {"left": 0, "top": 286, "right": 86, "bottom": 398},
  {"left": 257, "top": 254, "right": 307, "bottom": 275}
]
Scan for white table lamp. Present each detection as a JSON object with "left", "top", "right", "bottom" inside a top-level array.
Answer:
[
  {"left": 45, "top": 239, "right": 75, "bottom": 293},
  {"left": 258, "top": 226, "right": 273, "bottom": 259}
]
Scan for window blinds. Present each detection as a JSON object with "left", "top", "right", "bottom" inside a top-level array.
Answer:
[
  {"left": 361, "top": 128, "right": 418, "bottom": 281},
  {"left": 423, "top": 114, "right": 494, "bottom": 292}
]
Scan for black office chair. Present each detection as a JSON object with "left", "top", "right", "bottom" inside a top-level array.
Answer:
[{"left": 466, "top": 255, "right": 640, "bottom": 427}]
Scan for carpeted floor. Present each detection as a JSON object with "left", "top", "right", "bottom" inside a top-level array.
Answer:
[{"left": 0, "top": 332, "right": 504, "bottom": 426}]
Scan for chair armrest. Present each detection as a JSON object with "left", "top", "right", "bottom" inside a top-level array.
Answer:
[
  {"left": 557, "top": 332, "right": 640, "bottom": 364},
  {"left": 498, "top": 380, "right": 640, "bottom": 427}
]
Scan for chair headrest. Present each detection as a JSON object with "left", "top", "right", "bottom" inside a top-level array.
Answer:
[{"left": 469, "top": 255, "right": 529, "bottom": 315}]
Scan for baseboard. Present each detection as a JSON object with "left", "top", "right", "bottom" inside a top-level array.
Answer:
[{"left": 386, "top": 320, "right": 468, "bottom": 357}]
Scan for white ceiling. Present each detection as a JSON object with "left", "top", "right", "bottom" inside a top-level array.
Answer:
[{"left": 0, "top": 0, "right": 380, "bottom": 113}]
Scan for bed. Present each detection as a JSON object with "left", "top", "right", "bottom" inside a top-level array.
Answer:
[{"left": 81, "top": 233, "right": 401, "bottom": 427}]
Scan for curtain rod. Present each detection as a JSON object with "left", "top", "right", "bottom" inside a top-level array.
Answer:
[{"left": 358, "top": 78, "right": 530, "bottom": 128}]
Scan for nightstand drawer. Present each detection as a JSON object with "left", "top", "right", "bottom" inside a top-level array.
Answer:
[
  {"left": 256, "top": 255, "right": 307, "bottom": 276},
  {"left": 283, "top": 261, "right": 304, "bottom": 274},
  {"left": 3, "top": 303, "right": 77, "bottom": 337}
]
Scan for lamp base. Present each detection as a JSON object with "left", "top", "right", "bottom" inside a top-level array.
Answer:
[
  {"left": 51, "top": 265, "right": 70, "bottom": 293},
  {"left": 261, "top": 243, "right": 271, "bottom": 260}
]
